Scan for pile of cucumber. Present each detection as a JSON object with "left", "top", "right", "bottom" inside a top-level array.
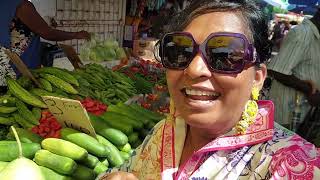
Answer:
[
  {"left": 0, "top": 126, "right": 134, "bottom": 180},
  {"left": 99, "top": 103, "right": 165, "bottom": 147},
  {"left": 0, "top": 63, "right": 166, "bottom": 179}
]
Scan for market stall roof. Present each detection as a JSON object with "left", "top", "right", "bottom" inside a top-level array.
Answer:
[
  {"left": 263, "top": 0, "right": 291, "bottom": 9},
  {"left": 288, "top": 0, "right": 318, "bottom": 6},
  {"left": 290, "top": 5, "right": 317, "bottom": 15},
  {"left": 288, "top": 0, "right": 319, "bottom": 14}
]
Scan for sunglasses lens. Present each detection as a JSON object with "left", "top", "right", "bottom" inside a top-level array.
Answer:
[
  {"left": 206, "top": 36, "right": 246, "bottom": 72},
  {"left": 161, "top": 34, "right": 194, "bottom": 69}
]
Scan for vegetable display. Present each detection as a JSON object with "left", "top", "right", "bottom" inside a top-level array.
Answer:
[{"left": 0, "top": 61, "right": 167, "bottom": 179}]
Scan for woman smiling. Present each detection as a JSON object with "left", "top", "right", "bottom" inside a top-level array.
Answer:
[{"left": 99, "top": 0, "right": 320, "bottom": 179}]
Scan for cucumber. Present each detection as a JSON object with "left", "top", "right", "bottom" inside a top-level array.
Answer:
[
  {"left": 7, "top": 127, "right": 43, "bottom": 143},
  {"left": 99, "top": 113, "right": 133, "bottom": 135},
  {"left": 0, "top": 106, "right": 17, "bottom": 114},
  {"left": 60, "top": 128, "right": 109, "bottom": 157},
  {"left": 39, "top": 166, "right": 72, "bottom": 180},
  {"left": 119, "top": 151, "right": 131, "bottom": 161},
  {"left": 41, "top": 138, "right": 88, "bottom": 161},
  {"left": 88, "top": 113, "right": 110, "bottom": 132},
  {"left": 0, "top": 116, "right": 15, "bottom": 126},
  {"left": 0, "top": 141, "right": 41, "bottom": 161},
  {"left": 79, "top": 154, "right": 99, "bottom": 169},
  {"left": 90, "top": 114, "right": 128, "bottom": 146},
  {"left": 40, "top": 74, "right": 78, "bottom": 94},
  {"left": 0, "top": 161, "right": 9, "bottom": 172},
  {"left": 6, "top": 76, "right": 47, "bottom": 108},
  {"left": 132, "top": 139, "right": 143, "bottom": 149},
  {"left": 140, "top": 128, "right": 150, "bottom": 139},
  {"left": 146, "top": 121, "right": 156, "bottom": 130},
  {"left": 96, "top": 135, "right": 124, "bottom": 167},
  {"left": 108, "top": 103, "right": 148, "bottom": 124},
  {"left": 93, "top": 162, "right": 108, "bottom": 175},
  {"left": 98, "top": 128, "right": 128, "bottom": 147},
  {"left": 117, "top": 143, "right": 132, "bottom": 153},
  {"left": 129, "top": 104, "right": 164, "bottom": 122},
  {"left": 72, "top": 164, "right": 96, "bottom": 180},
  {"left": 101, "top": 112, "right": 143, "bottom": 130},
  {"left": 100, "top": 158, "right": 109, "bottom": 167},
  {"left": 34, "top": 149, "right": 77, "bottom": 175},
  {"left": 16, "top": 100, "right": 39, "bottom": 125},
  {"left": 39, "top": 78, "right": 53, "bottom": 92},
  {"left": 128, "top": 132, "right": 139, "bottom": 145}
]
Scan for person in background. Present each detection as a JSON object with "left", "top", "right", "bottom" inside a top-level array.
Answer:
[
  {"left": 267, "top": 8, "right": 320, "bottom": 131},
  {"left": 98, "top": 0, "right": 320, "bottom": 179},
  {"left": 282, "top": 21, "right": 291, "bottom": 36},
  {"left": 0, "top": 0, "right": 90, "bottom": 89},
  {"left": 290, "top": 20, "right": 298, "bottom": 29},
  {"left": 271, "top": 21, "right": 284, "bottom": 51}
]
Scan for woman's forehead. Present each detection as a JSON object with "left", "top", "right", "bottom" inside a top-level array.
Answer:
[{"left": 183, "top": 12, "right": 252, "bottom": 43}]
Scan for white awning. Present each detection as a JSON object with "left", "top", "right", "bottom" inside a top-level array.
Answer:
[{"left": 263, "top": 0, "right": 291, "bottom": 9}]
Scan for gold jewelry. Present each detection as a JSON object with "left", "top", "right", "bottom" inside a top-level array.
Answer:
[{"left": 235, "top": 87, "right": 259, "bottom": 134}]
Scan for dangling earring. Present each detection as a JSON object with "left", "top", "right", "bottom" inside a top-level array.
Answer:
[{"left": 235, "top": 87, "right": 259, "bottom": 135}]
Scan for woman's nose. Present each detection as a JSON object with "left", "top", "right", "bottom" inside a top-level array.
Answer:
[{"left": 184, "top": 52, "right": 212, "bottom": 79}]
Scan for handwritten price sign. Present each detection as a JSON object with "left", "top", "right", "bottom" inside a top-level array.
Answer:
[{"left": 42, "top": 96, "right": 96, "bottom": 137}]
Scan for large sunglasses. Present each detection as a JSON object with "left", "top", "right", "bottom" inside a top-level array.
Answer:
[{"left": 155, "top": 32, "right": 259, "bottom": 74}]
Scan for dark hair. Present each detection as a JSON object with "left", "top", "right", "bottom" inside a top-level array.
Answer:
[
  {"left": 166, "top": 0, "right": 271, "bottom": 63},
  {"left": 290, "top": 21, "right": 298, "bottom": 26}
]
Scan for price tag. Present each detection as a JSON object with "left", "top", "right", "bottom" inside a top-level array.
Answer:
[{"left": 42, "top": 96, "right": 96, "bottom": 137}]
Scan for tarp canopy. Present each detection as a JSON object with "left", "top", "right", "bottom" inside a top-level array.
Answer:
[
  {"left": 288, "top": 0, "right": 319, "bottom": 15},
  {"left": 290, "top": 5, "right": 317, "bottom": 14},
  {"left": 288, "top": 0, "right": 318, "bottom": 6},
  {"left": 263, "top": 0, "right": 291, "bottom": 9}
]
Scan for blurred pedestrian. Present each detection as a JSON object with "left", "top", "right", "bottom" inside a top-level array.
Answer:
[
  {"left": 267, "top": 8, "right": 320, "bottom": 130},
  {"left": 0, "top": 0, "right": 90, "bottom": 89}
]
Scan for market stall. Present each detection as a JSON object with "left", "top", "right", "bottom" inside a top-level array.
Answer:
[
  {"left": 0, "top": 52, "right": 168, "bottom": 179},
  {"left": 0, "top": 0, "right": 172, "bottom": 179}
]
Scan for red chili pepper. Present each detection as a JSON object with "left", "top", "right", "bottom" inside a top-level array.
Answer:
[
  {"left": 31, "top": 126, "right": 39, "bottom": 134},
  {"left": 52, "top": 131, "right": 60, "bottom": 138},
  {"left": 40, "top": 119, "right": 49, "bottom": 124},
  {"left": 44, "top": 127, "right": 51, "bottom": 133},
  {"left": 52, "top": 123, "right": 61, "bottom": 131},
  {"left": 40, "top": 132, "right": 47, "bottom": 137},
  {"left": 86, "top": 101, "right": 95, "bottom": 108},
  {"left": 47, "top": 131, "right": 56, "bottom": 138},
  {"left": 94, "top": 110, "right": 105, "bottom": 115}
]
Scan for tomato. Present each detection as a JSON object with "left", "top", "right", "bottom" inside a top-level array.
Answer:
[
  {"left": 141, "top": 102, "right": 151, "bottom": 109},
  {"left": 147, "top": 94, "right": 158, "bottom": 101}
]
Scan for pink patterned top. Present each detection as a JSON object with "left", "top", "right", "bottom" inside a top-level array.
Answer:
[{"left": 98, "top": 100, "right": 320, "bottom": 180}]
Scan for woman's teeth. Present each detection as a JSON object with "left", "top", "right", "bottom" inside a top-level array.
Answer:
[{"left": 185, "top": 88, "right": 220, "bottom": 97}]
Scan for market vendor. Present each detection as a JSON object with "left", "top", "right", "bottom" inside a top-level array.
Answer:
[
  {"left": 0, "top": 0, "right": 90, "bottom": 89},
  {"left": 98, "top": 0, "right": 320, "bottom": 179}
]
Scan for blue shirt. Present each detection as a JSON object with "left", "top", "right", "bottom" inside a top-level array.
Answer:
[{"left": 0, "top": 0, "right": 41, "bottom": 72}]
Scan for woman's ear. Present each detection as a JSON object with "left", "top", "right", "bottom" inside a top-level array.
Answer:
[{"left": 254, "top": 64, "right": 267, "bottom": 90}]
